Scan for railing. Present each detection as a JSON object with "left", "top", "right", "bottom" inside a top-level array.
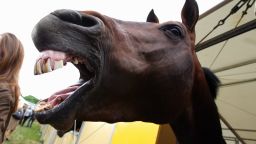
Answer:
[{"left": 222, "top": 127, "right": 256, "bottom": 144}]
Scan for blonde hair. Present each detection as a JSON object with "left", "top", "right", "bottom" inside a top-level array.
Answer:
[{"left": 0, "top": 32, "right": 24, "bottom": 111}]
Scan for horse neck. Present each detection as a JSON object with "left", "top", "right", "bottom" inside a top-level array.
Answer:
[{"left": 170, "top": 67, "right": 226, "bottom": 144}]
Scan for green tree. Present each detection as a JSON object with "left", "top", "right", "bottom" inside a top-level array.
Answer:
[{"left": 23, "top": 95, "right": 40, "bottom": 104}]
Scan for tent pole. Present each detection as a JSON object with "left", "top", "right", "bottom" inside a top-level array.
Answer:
[
  {"left": 220, "top": 114, "right": 246, "bottom": 144},
  {"left": 220, "top": 78, "right": 256, "bottom": 87},
  {"left": 213, "top": 59, "right": 256, "bottom": 73},
  {"left": 196, "top": 19, "right": 256, "bottom": 52}
]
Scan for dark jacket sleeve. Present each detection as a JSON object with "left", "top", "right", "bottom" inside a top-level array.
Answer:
[{"left": 0, "top": 87, "right": 13, "bottom": 143}]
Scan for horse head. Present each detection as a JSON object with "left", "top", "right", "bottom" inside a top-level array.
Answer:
[{"left": 32, "top": 0, "right": 225, "bottom": 143}]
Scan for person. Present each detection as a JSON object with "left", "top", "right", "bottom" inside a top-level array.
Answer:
[
  {"left": 21, "top": 106, "right": 32, "bottom": 126},
  {"left": 0, "top": 32, "right": 24, "bottom": 143},
  {"left": 4, "top": 114, "right": 20, "bottom": 141},
  {"left": 4, "top": 102, "right": 24, "bottom": 141},
  {"left": 18, "top": 104, "right": 27, "bottom": 124},
  {"left": 26, "top": 109, "right": 35, "bottom": 127}
]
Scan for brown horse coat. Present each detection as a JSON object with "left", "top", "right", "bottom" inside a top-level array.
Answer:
[{"left": 32, "top": 0, "right": 226, "bottom": 143}]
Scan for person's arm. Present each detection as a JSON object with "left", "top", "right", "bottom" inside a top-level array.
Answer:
[{"left": 0, "top": 88, "right": 13, "bottom": 143}]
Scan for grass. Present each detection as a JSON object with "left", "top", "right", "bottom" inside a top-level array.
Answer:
[{"left": 3, "top": 121, "right": 42, "bottom": 144}]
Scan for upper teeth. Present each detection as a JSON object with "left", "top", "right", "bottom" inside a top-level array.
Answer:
[
  {"left": 34, "top": 59, "right": 64, "bottom": 75},
  {"left": 42, "top": 58, "right": 53, "bottom": 73},
  {"left": 34, "top": 50, "right": 84, "bottom": 75},
  {"left": 54, "top": 60, "right": 64, "bottom": 70}
]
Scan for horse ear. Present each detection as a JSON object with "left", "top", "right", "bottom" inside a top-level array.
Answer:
[
  {"left": 146, "top": 9, "right": 159, "bottom": 23},
  {"left": 181, "top": 0, "right": 199, "bottom": 32}
]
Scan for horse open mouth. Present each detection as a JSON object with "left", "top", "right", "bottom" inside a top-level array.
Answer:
[
  {"left": 34, "top": 50, "right": 95, "bottom": 115},
  {"left": 30, "top": 9, "right": 105, "bottom": 130}
]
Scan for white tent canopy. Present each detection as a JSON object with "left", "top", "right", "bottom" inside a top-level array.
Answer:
[{"left": 196, "top": 0, "right": 256, "bottom": 143}]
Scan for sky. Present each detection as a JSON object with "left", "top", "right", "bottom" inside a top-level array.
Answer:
[{"left": 0, "top": 0, "right": 223, "bottom": 100}]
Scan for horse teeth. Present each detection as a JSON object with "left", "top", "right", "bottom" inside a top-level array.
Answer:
[
  {"left": 54, "top": 60, "right": 64, "bottom": 70},
  {"left": 73, "top": 58, "right": 79, "bottom": 64},
  {"left": 35, "top": 101, "right": 53, "bottom": 112},
  {"left": 34, "top": 60, "right": 42, "bottom": 75},
  {"left": 42, "top": 58, "right": 52, "bottom": 73},
  {"left": 34, "top": 59, "right": 65, "bottom": 75}
]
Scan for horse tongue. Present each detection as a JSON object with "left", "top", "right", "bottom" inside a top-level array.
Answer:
[
  {"left": 49, "top": 93, "right": 72, "bottom": 107},
  {"left": 47, "top": 85, "right": 79, "bottom": 102},
  {"left": 47, "top": 85, "right": 80, "bottom": 105},
  {"left": 35, "top": 85, "right": 80, "bottom": 112}
]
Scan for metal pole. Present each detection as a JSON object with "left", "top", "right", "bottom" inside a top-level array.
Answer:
[
  {"left": 74, "top": 120, "right": 77, "bottom": 144},
  {"left": 195, "top": 19, "right": 256, "bottom": 52},
  {"left": 213, "top": 59, "right": 256, "bottom": 73},
  {"left": 220, "top": 78, "right": 256, "bottom": 87},
  {"left": 199, "top": 0, "right": 233, "bottom": 20},
  {"left": 222, "top": 127, "right": 256, "bottom": 132},
  {"left": 75, "top": 122, "right": 86, "bottom": 144},
  {"left": 220, "top": 114, "right": 246, "bottom": 144}
]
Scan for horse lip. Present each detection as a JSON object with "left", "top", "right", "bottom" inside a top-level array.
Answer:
[
  {"left": 32, "top": 10, "right": 105, "bottom": 57},
  {"left": 35, "top": 80, "right": 94, "bottom": 130}
]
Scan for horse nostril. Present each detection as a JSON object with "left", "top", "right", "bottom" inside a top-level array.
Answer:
[
  {"left": 51, "top": 9, "right": 99, "bottom": 28},
  {"left": 51, "top": 9, "right": 82, "bottom": 24},
  {"left": 80, "top": 15, "right": 99, "bottom": 28}
]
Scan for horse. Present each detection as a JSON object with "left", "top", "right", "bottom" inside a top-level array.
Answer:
[{"left": 32, "top": 0, "right": 226, "bottom": 143}]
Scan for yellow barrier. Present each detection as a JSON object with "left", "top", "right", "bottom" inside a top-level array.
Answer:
[
  {"left": 42, "top": 126, "right": 57, "bottom": 144},
  {"left": 54, "top": 132, "right": 77, "bottom": 144},
  {"left": 112, "top": 122, "right": 159, "bottom": 144},
  {"left": 40, "top": 125, "right": 77, "bottom": 144},
  {"left": 40, "top": 121, "right": 176, "bottom": 144},
  {"left": 77, "top": 122, "right": 115, "bottom": 144}
]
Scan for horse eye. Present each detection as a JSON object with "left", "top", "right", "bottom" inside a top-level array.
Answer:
[
  {"left": 160, "top": 25, "right": 183, "bottom": 39},
  {"left": 170, "top": 27, "right": 182, "bottom": 37}
]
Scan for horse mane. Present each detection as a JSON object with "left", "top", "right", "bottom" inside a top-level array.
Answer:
[{"left": 202, "top": 67, "right": 220, "bottom": 99}]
